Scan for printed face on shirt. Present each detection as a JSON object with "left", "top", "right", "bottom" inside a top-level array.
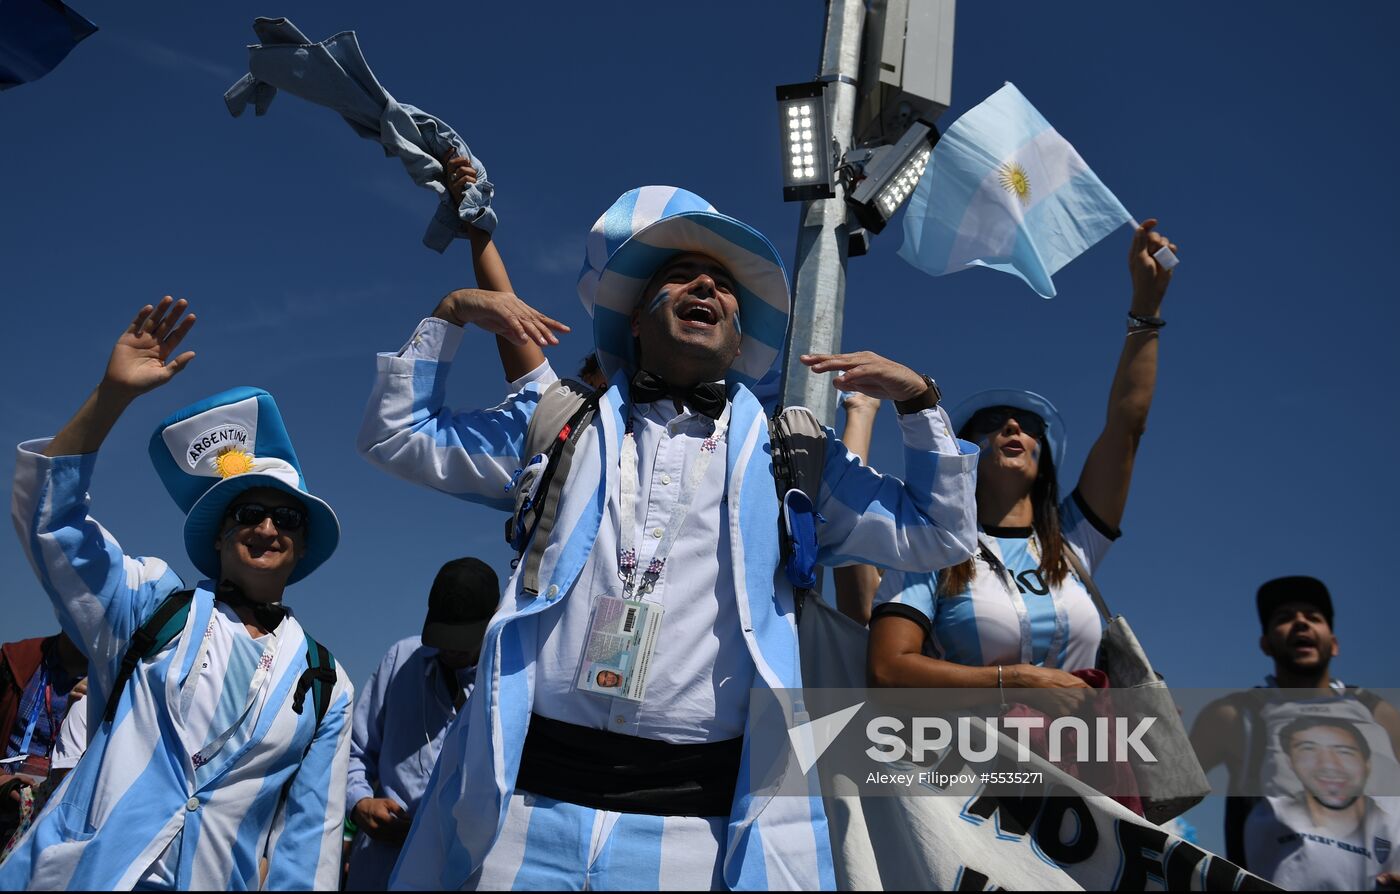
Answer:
[
  {"left": 215, "top": 487, "right": 308, "bottom": 590},
  {"left": 1261, "top": 601, "right": 1338, "bottom": 675},
  {"left": 631, "top": 253, "right": 742, "bottom": 381},
  {"left": 1285, "top": 722, "right": 1370, "bottom": 809}
]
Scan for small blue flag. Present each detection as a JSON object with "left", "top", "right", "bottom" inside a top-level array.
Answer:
[
  {"left": 0, "top": 0, "right": 97, "bottom": 91},
  {"left": 899, "top": 82, "right": 1131, "bottom": 298}
]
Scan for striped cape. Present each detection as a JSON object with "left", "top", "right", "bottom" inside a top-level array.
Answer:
[{"left": 357, "top": 331, "right": 978, "bottom": 890}]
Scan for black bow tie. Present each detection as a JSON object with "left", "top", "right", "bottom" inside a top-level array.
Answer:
[{"left": 629, "top": 369, "right": 728, "bottom": 420}]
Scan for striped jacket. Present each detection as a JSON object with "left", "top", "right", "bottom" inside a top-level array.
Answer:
[
  {"left": 357, "top": 323, "right": 978, "bottom": 890},
  {"left": 2, "top": 441, "right": 353, "bottom": 891}
]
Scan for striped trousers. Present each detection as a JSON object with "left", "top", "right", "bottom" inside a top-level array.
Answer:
[{"left": 468, "top": 792, "right": 726, "bottom": 891}]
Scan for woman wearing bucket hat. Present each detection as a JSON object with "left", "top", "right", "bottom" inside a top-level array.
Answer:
[
  {"left": 360, "top": 185, "right": 978, "bottom": 890},
  {"left": 4, "top": 298, "right": 353, "bottom": 891},
  {"left": 866, "top": 220, "right": 1177, "bottom": 704}
]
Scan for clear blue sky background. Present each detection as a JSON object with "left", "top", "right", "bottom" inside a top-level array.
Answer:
[{"left": 3, "top": 1, "right": 1397, "bottom": 855}]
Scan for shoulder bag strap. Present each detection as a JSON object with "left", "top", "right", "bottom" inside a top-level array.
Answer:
[{"left": 1061, "top": 546, "right": 1113, "bottom": 623}]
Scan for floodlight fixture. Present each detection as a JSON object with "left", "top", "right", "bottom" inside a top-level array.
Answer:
[
  {"left": 775, "top": 82, "right": 835, "bottom": 202},
  {"left": 845, "top": 120, "right": 938, "bottom": 234}
]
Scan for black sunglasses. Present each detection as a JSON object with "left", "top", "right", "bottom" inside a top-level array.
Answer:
[
  {"left": 963, "top": 406, "right": 1046, "bottom": 439},
  {"left": 225, "top": 502, "right": 307, "bottom": 532}
]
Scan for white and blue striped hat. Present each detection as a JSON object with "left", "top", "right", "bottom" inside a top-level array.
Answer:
[
  {"left": 577, "top": 185, "right": 790, "bottom": 388},
  {"left": 149, "top": 386, "right": 340, "bottom": 585}
]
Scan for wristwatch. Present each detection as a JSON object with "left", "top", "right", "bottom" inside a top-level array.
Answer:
[{"left": 895, "top": 374, "right": 942, "bottom": 415}]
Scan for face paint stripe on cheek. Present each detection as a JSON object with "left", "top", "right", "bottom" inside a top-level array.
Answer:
[{"left": 646, "top": 289, "right": 670, "bottom": 316}]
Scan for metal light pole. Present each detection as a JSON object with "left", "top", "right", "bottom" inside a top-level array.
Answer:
[{"left": 779, "top": 0, "right": 866, "bottom": 427}]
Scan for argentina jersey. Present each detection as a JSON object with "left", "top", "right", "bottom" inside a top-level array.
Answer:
[{"left": 873, "top": 489, "right": 1119, "bottom": 673}]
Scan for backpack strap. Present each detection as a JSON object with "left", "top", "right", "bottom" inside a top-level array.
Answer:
[
  {"left": 292, "top": 636, "right": 337, "bottom": 730},
  {"left": 508, "top": 378, "right": 603, "bottom": 596},
  {"left": 278, "top": 635, "right": 339, "bottom": 816},
  {"left": 105, "top": 589, "right": 194, "bottom": 724},
  {"left": 769, "top": 406, "right": 828, "bottom": 619}
]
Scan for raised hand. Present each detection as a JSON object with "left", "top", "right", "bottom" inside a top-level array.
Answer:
[
  {"left": 1128, "top": 218, "right": 1178, "bottom": 315},
  {"left": 801, "top": 351, "right": 927, "bottom": 402},
  {"left": 840, "top": 391, "right": 881, "bottom": 418},
  {"left": 441, "top": 154, "right": 478, "bottom": 209},
  {"left": 43, "top": 298, "right": 198, "bottom": 458},
  {"left": 434, "top": 288, "right": 570, "bottom": 348},
  {"left": 105, "top": 297, "right": 197, "bottom": 399}
]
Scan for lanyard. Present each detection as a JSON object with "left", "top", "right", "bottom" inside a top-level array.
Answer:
[
  {"left": 617, "top": 403, "right": 730, "bottom": 599},
  {"left": 181, "top": 612, "right": 280, "bottom": 770},
  {"left": 18, "top": 665, "right": 55, "bottom": 758},
  {"left": 979, "top": 533, "right": 1069, "bottom": 668}
]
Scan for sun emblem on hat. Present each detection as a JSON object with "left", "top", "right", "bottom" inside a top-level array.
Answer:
[
  {"left": 214, "top": 447, "right": 255, "bottom": 478},
  {"left": 998, "top": 162, "right": 1031, "bottom": 205}
]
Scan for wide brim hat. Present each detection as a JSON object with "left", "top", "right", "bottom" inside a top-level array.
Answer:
[
  {"left": 577, "top": 186, "right": 790, "bottom": 389},
  {"left": 948, "top": 388, "right": 1067, "bottom": 468},
  {"left": 149, "top": 386, "right": 339, "bottom": 585}
]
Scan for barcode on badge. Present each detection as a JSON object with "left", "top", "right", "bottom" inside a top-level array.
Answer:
[{"left": 623, "top": 606, "right": 637, "bottom": 634}]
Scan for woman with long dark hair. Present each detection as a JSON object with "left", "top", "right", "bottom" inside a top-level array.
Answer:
[{"left": 866, "top": 220, "right": 1177, "bottom": 695}]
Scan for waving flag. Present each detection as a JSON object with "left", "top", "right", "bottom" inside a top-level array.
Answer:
[
  {"left": 0, "top": 0, "right": 97, "bottom": 91},
  {"left": 899, "top": 82, "right": 1131, "bottom": 298}
]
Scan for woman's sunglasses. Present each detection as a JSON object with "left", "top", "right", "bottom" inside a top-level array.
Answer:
[
  {"left": 963, "top": 406, "right": 1046, "bottom": 439},
  {"left": 224, "top": 502, "right": 307, "bottom": 532}
]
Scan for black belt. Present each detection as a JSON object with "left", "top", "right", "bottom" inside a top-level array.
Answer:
[{"left": 515, "top": 714, "right": 742, "bottom": 818}]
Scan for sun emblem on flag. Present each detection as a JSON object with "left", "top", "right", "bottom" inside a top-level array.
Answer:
[
  {"left": 998, "top": 162, "right": 1031, "bottom": 205},
  {"left": 214, "top": 446, "right": 255, "bottom": 478}
]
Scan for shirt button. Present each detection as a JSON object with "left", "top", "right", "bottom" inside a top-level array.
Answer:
[
  {"left": 186, "top": 797, "right": 200, "bottom": 812},
  {"left": 652, "top": 527, "right": 664, "bottom": 539},
  {"left": 661, "top": 474, "right": 672, "bottom": 485},
  {"left": 615, "top": 715, "right": 626, "bottom": 725}
]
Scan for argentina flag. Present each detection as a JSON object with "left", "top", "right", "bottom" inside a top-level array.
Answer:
[{"left": 898, "top": 82, "right": 1131, "bottom": 298}]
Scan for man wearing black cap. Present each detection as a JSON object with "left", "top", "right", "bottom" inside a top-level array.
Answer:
[
  {"left": 1191, "top": 575, "right": 1400, "bottom": 888},
  {"left": 345, "top": 557, "right": 499, "bottom": 890}
]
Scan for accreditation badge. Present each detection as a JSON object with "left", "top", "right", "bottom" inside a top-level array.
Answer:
[{"left": 575, "top": 595, "right": 664, "bottom": 703}]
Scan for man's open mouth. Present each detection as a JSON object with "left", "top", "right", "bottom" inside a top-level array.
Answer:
[{"left": 678, "top": 300, "right": 718, "bottom": 326}]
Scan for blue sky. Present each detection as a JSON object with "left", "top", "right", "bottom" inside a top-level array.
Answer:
[{"left": 3, "top": 1, "right": 1397, "bottom": 854}]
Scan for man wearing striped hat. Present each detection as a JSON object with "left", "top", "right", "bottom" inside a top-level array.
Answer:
[
  {"left": 3, "top": 298, "right": 353, "bottom": 890},
  {"left": 359, "top": 186, "right": 979, "bottom": 890}
]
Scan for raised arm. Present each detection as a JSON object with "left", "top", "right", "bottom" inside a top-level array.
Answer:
[
  {"left": 443, "top": 155, "right": 568, "bottom": 381},
  {"left": 15, "top": 299, "right": 195, "bottom": 696},
  {"left": 1076, "top": 219, "right": 1178, "bottom": 529},
  {"left": 800, "top": 350, "right": 978, "bottom": 573},
  {"left": 831, "top": 392, "right": 883, "bottom": 624},
  {"left": 45, "top": 298, "right": 196, "bottom": 457},
  {"left": 356, "top": 313, "right": 549, "bottom": 510}
]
